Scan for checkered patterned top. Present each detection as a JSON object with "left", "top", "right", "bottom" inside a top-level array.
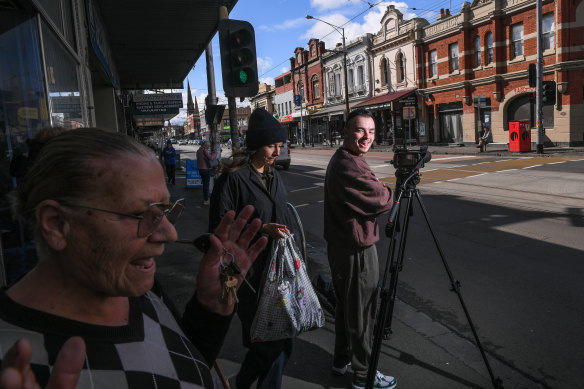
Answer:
[{"left": 0, "top": 288, "right": 221, "bottom": 388}]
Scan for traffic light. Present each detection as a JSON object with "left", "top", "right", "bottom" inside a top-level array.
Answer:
[
  {"left": 528, "top": 63, "right": 536, "bottom": 88},
  {"left": 218, "top": 19, "right": 259, "bottom": 97},
  {"left": 542, "top": 80, "right": 556, "bottom": 105}
]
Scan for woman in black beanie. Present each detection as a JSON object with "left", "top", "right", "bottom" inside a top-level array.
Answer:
[{"left": 208, "top": 108, "right": 293, "bottom": 389}]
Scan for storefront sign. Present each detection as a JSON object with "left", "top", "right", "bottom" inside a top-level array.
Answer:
[
  {"left": 279, "top": 115, "right": 293, "bottom": 123},
  {"left": 131, "top": 93, "right": 183, "bottom": 114},
  {"left": 186, "top": 159, "right": 202, "bottom": 187},
  {"left": 399, "top": 95, "right": 417, "bottom": 106},
  {"left": 514, "top": 86, "right": 535, "bottom": 95}
]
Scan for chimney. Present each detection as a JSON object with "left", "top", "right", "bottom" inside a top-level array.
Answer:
[
  {"left": 440, "top": 8, "right": 444, "bottom": 16},
  {"left": 446, "top": 9, "right": 450, "bottom": 16}
]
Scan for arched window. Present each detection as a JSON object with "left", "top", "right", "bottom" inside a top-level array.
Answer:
[
  {"left": 298, "top": 82, "right": 304, "bottom": 99},
  {"left": 474, "top": 36, "right": 481, "bottom": 67},
  {"left": 396, "top": 53, "right": 405, "bottom": 83},
  {"left": 311, "top": 75, "right": 319, "bottom": 98},
  {"left": 381, "top": 57, "right": 390, "bottom": 85},
  {"left": 485, "top": 32, "right": 493, "bottom": 64}
]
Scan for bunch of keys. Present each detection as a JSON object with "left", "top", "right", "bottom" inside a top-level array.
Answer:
[{"left": 219, "top": 247, "right": 256, "bottom": 306}]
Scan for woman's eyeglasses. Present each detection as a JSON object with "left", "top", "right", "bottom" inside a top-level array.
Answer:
[{"left": 59, "top": 198, "right": 185, "bottom": 238}]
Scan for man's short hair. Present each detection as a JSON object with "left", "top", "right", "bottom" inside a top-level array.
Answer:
[{"left": 345, "top": 108, "right": 375, "bottom": 128}]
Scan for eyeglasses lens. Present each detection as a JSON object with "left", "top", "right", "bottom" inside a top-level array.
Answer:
[{"left": 137, "top": 200, "right": 184, "bottom": 237}]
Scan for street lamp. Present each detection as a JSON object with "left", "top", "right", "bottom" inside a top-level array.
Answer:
[{"left": 306, "top": 15, "right": 350, "bottom": 123}]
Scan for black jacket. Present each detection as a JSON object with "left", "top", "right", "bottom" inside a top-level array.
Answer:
[{"left": 209, "top": 164, "right": 291, "bottom": 300}]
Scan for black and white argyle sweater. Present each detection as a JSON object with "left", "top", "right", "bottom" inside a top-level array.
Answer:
[{"left": 0, "top": 286, "right": 229, "bottom": 389}]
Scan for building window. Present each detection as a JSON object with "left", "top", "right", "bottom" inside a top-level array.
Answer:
[
  {"left": 381, "top": 57, "right": 390, "bottom": 85},
  {"left": 311, "top": 45, "right": 316, "bottom": 57},
  {"left": 329, "top": 73, "right": 335, "bottom": 95},
  {"left": 348, "top": 69, "right": 354, "bottom": 90},
  {"left": 334, "top": 73, "right": 341, "bottom": 96},
  {"left": 474, "top": 36, "right": 481, "bottom": 67},
  {"left": 449, "top": 42, "right": 459, "bottom": 72},
  {"left": 542, "top": 13, "right": 555, "bottom": 50},
  {"left": 297, "top": 53, "right": 302, "bottom": 65},
  {"left": 396, "top": 53, "right": 405, "bottom": 83},
  {"left": 357, "top": 65, "right": 364, "bottom": 87},
  {"left": 429, "top": 49, "right": 437, "bottom": 77},
  {"left": 298, "top": 82, "right": 304, "bottom": 99},
  {"left": 312, "top": 75, "right": 319, "bottom": 98},
  {"left": 511, "top": 23, "right": 523, "bottom": 58},
  {"left": 485, "top": 32, "right": 493, "bottom": 64}
]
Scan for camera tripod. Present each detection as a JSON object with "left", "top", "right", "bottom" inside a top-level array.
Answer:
[{"left": 365, "top": 162, "right": 503, "bottom": 389}]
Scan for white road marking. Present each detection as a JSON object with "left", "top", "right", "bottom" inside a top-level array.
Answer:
[{"left": 431, "top": 155, "right": 478, "bottom": 161}]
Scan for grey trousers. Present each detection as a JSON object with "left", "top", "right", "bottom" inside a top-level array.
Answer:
[{"left": 327, "top": 243, "right": 379, "bottom": 381}]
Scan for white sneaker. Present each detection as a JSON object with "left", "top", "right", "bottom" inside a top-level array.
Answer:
[
  {"left": 352, "top": 371, "right": 397, "bottom": 389},
  {"left": 331, "top": 362, "right": 350, "bottom": 376}
]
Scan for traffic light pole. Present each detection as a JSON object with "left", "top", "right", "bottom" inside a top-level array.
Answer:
[
  {"left": 535, "top": 0, "right": 544, "bottom": 154},
  {"left": 219, "top": 6, "right": 242, "bottom": 153}
]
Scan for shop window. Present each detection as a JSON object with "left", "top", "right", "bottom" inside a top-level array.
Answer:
[
  {"left": 41, "top": 22, "right": 82, "bottom": 129},
  {"left": 542, "top": 13, "right": 555, "bottom": 50},
  {"left": 449, "top": 43, "right": 459, "bottom": 72},
  {"left": 511, "top": 23, "right": 523, "bottom": 59},
  {"left": 429, "top": 49, "right": 437, "bottom": 77},
  {"left": 474, "top": 36, "right": 481, "bottom": 67},
  {"left": 485, "top": 32, "right": 493, "bottom": 64}
]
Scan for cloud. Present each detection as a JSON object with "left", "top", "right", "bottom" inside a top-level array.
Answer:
[
  {"left": 257, "top": 56, "right": 273, "bottom": 72},
  {"left": 260, "top": 76, "right": 275, "bottom": 85},
  {"left": 310, "top": 0, "right": 362, "bottom": 12},
  {"left": 301, "top": 2, "right": 427, "bottom": 48},
  {"left": 258, "top": 17, "right": 307, "bottom": 32},
  {"left": 281, "top": 66, "right": 290, "bottom": 74}
]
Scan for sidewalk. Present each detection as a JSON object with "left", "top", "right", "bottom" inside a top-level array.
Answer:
[{"left": 157, "top": 150, "right": 545, "bottom": 389}]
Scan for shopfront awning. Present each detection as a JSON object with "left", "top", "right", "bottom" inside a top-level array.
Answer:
[{"left": 353, "top": 88, "right": 417, "bottom": 110}]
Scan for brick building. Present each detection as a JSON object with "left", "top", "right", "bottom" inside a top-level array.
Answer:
[{"left": 417, "top": 0, "right": 584, "bottom": 146}]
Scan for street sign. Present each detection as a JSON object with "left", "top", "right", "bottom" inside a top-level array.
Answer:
[{"left": 294, "top": 94, "right": 302, "bottom": 106}]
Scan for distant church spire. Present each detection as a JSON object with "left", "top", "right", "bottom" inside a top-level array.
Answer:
[{"left": 186, "top": 80, "right": 195, "bottom": 116}]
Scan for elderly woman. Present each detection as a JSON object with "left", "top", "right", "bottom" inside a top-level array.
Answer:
[
  {"left": 0, "top": 128, "right": 267, "bottom": 388},
  {"left": 209, "top": 108, "right": 293, "bottom": 389}
]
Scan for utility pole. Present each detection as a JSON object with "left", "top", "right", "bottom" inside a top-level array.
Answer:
[
  {"left": 535, "top": 0, "right": 544, "bottom": 154},
  {"left": 205, "top": 42, "right": 218, "bottom": 152}
]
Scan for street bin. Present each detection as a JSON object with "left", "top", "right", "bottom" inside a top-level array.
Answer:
[{"left": 509, "top": 121, "right": 532, "bottom": 152}]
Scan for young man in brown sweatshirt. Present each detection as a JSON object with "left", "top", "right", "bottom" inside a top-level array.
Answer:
[{"left": 324, "top": 108, "right": 396, "bottom": 389}]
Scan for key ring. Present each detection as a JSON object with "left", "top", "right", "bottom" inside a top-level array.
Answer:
[{"left": 219, "top": 247, "right": 234, "bottom": 267}]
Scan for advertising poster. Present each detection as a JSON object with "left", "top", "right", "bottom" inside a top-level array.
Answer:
[{"left": 186, "top": 159, "right": 202, "bottom": 187}]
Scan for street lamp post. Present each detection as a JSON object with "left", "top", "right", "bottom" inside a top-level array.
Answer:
[{"left": 306, "top": 15, "right": 350, "bottom": 123}]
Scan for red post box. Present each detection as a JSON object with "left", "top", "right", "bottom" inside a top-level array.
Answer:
[{"left": 509, "top": 121, "right": 532, "bottom": 152}]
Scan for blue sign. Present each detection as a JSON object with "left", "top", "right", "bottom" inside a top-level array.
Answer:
[
  {"left": 185, "top": 159, "right": 202, "bottom": 187},
  {"left": 294, "top": 94, "right": 301, "bottom": 106}
]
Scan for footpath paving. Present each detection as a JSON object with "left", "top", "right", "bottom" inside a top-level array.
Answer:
[{"left": 157, "top": 142, "right": 583, "bottom": 388}]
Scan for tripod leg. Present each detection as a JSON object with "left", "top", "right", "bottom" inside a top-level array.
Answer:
[
  {"left": 413, "top": 190, "right": 503, "bottom": 389},
  {"left": 366, "top": 191, "right": 414, "bottom": 389}
]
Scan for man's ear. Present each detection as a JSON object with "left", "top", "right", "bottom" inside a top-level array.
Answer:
[{"left": 35, "top": 200, "right": 70, "bottom": 251}]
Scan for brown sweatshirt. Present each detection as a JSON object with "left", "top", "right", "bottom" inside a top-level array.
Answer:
[{"left": 324, "top": 147, "right": 393, "bottom": 249}]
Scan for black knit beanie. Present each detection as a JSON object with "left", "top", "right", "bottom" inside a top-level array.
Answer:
[{"left": 246, "top": 108, "right": 287, "bottom": 150}]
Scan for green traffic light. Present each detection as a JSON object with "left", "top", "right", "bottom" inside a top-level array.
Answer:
[{"left": 239, "top": 70, "right": 248, "bottom": 84}]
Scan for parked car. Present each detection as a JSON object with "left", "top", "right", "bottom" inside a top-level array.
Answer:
[{"left": 275, "top": 141, "right": 291, "bottom": 170}]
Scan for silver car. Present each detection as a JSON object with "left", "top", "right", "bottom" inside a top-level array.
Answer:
[{"left": 275, "top": 141, "right": 291, "bottom": 170}]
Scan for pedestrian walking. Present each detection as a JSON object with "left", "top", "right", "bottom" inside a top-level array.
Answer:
[
  {"left": 196, "top": 140, "right": 217, "bottom": 205},
  {"left": 209, "top": 108, "right": 292, "bottom": 389},
  {"left": 162, "top": 139, "right": 177, "bottom": 184},
  {"left": 324, "top": 108, "right": 397, "bottom": 389},
  {"left": 0, "top": 128, "right": 268, "bottom": 389}
]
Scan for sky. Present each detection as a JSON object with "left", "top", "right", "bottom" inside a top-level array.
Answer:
[{"left": 169, "top": 0, "right": 465, "bottom": 124}]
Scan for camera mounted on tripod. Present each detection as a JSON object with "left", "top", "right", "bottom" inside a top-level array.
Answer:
[{"left": 390, "top": 144, "right": 432, "bottom": 189}]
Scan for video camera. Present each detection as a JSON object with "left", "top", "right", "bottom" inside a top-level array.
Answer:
[{"left": 390, "top": 144, "right": 432, "bottom": 170}]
